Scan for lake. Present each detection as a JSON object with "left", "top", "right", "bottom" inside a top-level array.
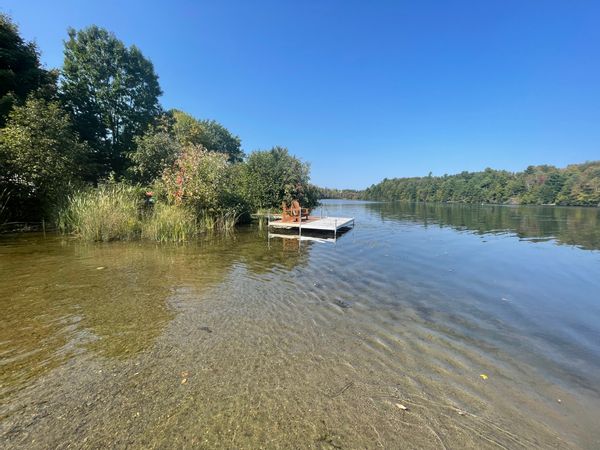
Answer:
[{"left": 1, "top": 201, "right": 599, "bottom": 449}]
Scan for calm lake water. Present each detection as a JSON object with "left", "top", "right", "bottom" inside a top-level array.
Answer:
[{"left": 1, "top": 201, "right": 600, "bottom": 449}]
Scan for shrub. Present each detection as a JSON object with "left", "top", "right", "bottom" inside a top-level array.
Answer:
[{"left": 161, "top": 146, "right": 231, "bottom": 210}]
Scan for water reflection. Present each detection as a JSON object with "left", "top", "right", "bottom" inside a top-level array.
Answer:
[
  {"left": 366, "top": 202, "right": 600, "bottom": 251},
  {"left": 0, "top": 229, "right": 312, "bottom": 399}
]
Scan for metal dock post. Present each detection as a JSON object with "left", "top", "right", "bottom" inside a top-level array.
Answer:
[{"left": 334, "top": 218, "right": 337, "bottom": 240}]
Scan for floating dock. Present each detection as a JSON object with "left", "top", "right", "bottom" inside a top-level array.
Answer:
[{"left": 268, "top": 216, "right": 355, "bottom": 239}]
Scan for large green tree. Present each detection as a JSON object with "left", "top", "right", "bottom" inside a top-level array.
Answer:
[
  {"left": 61, "top": 26, "right": 162, "bottom": 179},
  {"left": 242, "top": 146, "right": 317, "bottom": 210},
  {"left": 0, "top": 14, "right": 56, "bottom": 126},
  {"left": 0, "top": 97, "right": 88, "bottom": 220},
  {"left": 171, "top": 109, "right": 243, "bottom": 162}
]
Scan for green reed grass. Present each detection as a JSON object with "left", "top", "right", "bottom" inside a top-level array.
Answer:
[
  {"left": 58, "top": 184, "right": 142, "bottom": 241},
  {"left": 198, "top": 209, "right": 240, "bottom": 233},
  {"left": 141, "top": 203, "right": 197, "bottom": 243},
  {"left": 0, "top": 188, "right": 10, "bottom": 227},
  {"left": 58, "top": 184, "right": 243, "bottom": 242}
]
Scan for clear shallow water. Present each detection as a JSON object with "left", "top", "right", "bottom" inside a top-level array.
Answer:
[{"left": 1, "top": 201, "right": 600, "bottom": 449}]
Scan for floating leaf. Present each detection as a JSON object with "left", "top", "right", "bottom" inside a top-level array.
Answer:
[{"left": 480, "top": 374, "right": 488, "bottom": 380}]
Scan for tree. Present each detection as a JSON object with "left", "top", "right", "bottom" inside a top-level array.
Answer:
[
  {"left": 242, "top": 146, "right": 316, "bottom": 210},
  {"left": 0, "top": 14, "right": 56, "bottom": 126},
  {"left": 61, "top": 26, "right": 162, "bottom": 179},
  {"left": 0, "top": 97, "right": 87, "bottom": 220},
  {"left": 171, "top": 110, "right": 243, "bottom": 162},
  {"left": 128, "top": 116, "right": 181, "bottom": 184},
  {"left": 538, "top": 172, "right": 564, "bottom": 204}
]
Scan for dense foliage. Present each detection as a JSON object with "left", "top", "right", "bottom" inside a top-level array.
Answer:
[
  {"left": 0, "top": 14, "right": 56, "bottom": 126},
  {"left": 363, "top": 163, "right": 600, "bottom": 207},
  {"left": 61, "top": 26, "right": 162, "bottom": 179},
  {"left": 0, "top": 15, "right": 319, "bottom": 236},
  {"left": 0, "top": 97, "right": 87, "bottom": 219},
  {"left": 242, "top": 146, "right": 318, "bottom": 211},
  {"left": 160, "top": 146, "right": 243, "bottom": 214},
  {"left": 128, "top": 116, "right": 180, "bottom": 184},
  {"left": 171, "top": 110, "right": 243, "bottom": 163}
]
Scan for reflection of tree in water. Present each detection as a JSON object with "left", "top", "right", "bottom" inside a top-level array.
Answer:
[
  {"left": 0, "top": 260, "right": 73, "bottom": 400},
  {"left": 1, "top": 229, "right": 312, "bottom": 397},
  {"left": 366, "top": 202, "right": 600, "bottom": 251},
  {"left": 73, "top": 228, "right": 311, "bottom": 357},
  {"left": 0, "top": 239, "right": 182, "bottom": 394}
]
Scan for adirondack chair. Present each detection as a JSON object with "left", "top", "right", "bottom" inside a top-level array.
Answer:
[
  {"left": 291, "top": 200, "right": 310, "bottom": 222},
  {"left": 281, "top": 200, "right": 310, "bottom": 222},
  {"left": 281, "top": 201, "right": 294, "bottom": 222}
]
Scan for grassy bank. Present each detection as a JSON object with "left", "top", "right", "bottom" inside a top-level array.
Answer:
[{"left": 57, "top": 184, "right": 241, "bottom": 242}]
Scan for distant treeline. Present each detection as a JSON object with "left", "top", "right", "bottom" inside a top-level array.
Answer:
[
  {"left": 319, "top": 162, "right": 600, "bottom": 207},
  {"left": 315, "top": 187, "right": 364, "bottom": 200}
]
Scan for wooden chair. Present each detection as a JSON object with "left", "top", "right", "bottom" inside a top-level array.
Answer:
[
  {"left": 281, "top": 200, "right": 310, "bottom": 222},
  {"left": 291, "top": 200, "right": 310, "bottom": 222},
  {"left": 281, "top": 201, "right": 294, "bottom": 222}
]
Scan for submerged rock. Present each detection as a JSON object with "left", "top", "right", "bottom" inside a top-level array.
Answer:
[{"left": 334, "top": 299, "right": 351, "bottom": 309}]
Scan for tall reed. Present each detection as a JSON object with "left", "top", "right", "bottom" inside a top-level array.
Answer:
[
  {"left": 197, "top": 209, "right": 240, "bottom": 233},
  {"left": 58, "top": 183, "right": 244, "bottom": 242},
  {"left": 141, "top": 203, "right": 197, "bottom": 243},
  {"left": 0, "top": 188, "right": 10, "bottom": 227},
  {"left": 58, "top": 184, "right": 142, "bottom": 241}
]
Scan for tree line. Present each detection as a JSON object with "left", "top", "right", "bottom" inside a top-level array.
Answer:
[
  {"left": 316, "top": 163, "right": 600, "bottom": 207},
  {"left": 362, "top": 163, "right": 600, "bottom": 206},
  {"left": 313, "top": 187, "right": 363, "bottom": 200},
  {"left": 0, "top": 14, "right": 318, "bottom": 232}
]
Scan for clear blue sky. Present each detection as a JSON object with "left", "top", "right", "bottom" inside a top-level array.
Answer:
[{"left": 3, "top": 0, "right": 599, "bottom": 189}]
